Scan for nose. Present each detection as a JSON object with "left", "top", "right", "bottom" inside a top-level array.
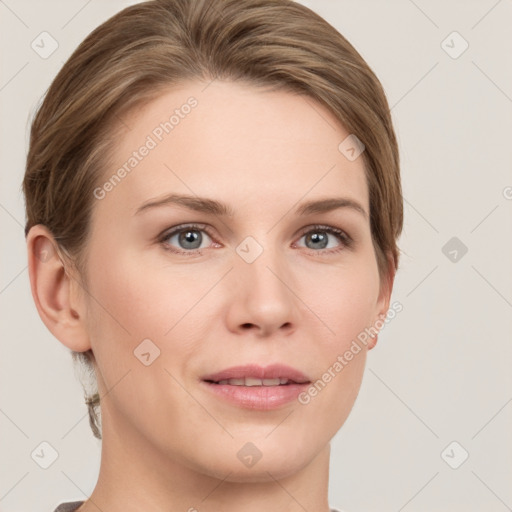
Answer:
[{"left": 225, "top": 242, "right": 300, "bottom": 338}]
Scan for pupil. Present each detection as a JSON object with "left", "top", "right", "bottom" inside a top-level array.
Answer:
[
  {"left": 307, "top": 232, "right": 327, "bottom": 249},
  {"left": 179, "top": 230, "right": 201, "bottom": 249}
]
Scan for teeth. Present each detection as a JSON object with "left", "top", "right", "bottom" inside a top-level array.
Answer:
[
  {"left": 245, "top": 377, "right": 263, "bottom": 386},
  {"left": 215, "top": 377, "right": 291, "bottom": 386},
  {"left": 227, "top": 378, "right": 245, "bottom": 385}
]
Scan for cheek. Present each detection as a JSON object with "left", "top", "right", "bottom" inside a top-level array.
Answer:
[
  {"left": 302, "top": 254, "right": 381, "bottom": 350},
  {"left": 83, "top": 240, "right": 213, "bottom": 380},
  {"left": 293, "top": 264, "right": 377, "bottom": 439},
  {"left": 82, "top": 244, "right": 170, "bottom": 375}
]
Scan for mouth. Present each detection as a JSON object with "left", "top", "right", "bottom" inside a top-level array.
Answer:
[
  {"left": 201, "top": 364, "right": 311, "bottom": 386},
  {"left": 205, "top": 377, "right": 306, "bottom": 386},
  {"left": 200, "top": 364, "right": 311, "bottom": 410}
]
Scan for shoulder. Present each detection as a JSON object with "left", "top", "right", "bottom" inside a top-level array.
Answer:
[
  {"left": 53, "top": 502, "right": 344, "bottom": 512},
  {"left": 52, "top": 501, "right": 84, "bottom": 512}
]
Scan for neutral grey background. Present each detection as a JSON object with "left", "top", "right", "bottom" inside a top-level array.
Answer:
[{"left": 1, "top": 1, "right": 511, "bottom": 511}]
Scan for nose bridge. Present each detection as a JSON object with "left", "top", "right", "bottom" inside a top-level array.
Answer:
[
  {"left": 230, "top": 232, "right": 297, "bottom": 333},
  {"left": 235, "top": 233, "right": 288, "bottom": 291}
]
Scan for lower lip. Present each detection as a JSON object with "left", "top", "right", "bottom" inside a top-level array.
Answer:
[{"left": 201, "top": 381, "right": 309, "bottom": 410}]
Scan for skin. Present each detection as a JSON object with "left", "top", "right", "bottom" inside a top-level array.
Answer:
[{"left": 27, "top": 80, "right": 395, "bottom": 512}]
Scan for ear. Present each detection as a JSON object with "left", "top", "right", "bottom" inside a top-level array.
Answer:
[
  {"left": 367, "top": 252, "right": 396, "bottom": 350},
  {"left": 26, "top": 225, "right": 91, "bottom": 352}
]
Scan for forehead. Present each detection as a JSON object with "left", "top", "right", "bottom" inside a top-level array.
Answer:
[{"left": 97, "top": 80, "right": 369, "bottom": 218}]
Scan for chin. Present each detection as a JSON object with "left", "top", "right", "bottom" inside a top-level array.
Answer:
[
  {"left": 192, "top": 435, "right": 321, "bottom": 483},
  {"left": 212, "top": 457, "right": 312, "bottom": 484}
]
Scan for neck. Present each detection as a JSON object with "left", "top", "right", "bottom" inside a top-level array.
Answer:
[{"left": 78, "top": 405, "right": 332, "bottom": 512}]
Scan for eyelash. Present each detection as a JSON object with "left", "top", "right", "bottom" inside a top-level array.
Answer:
[{"left": 158, "top": 223, "right": 353, "bottom": 256}]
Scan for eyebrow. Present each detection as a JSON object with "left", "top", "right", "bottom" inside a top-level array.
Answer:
[{"left": 135, "top": 193, "right": 368, "bottom": 220}]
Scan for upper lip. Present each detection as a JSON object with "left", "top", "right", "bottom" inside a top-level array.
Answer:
[{"left": 202, "top": 364, "right": 310, "bottom": 384}]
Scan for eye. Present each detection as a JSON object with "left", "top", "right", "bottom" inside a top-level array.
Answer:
[
  {"left": 159, "top": 223, "right": 216, "bottom": 254},
  {"left": 158, "top": 223, "right": 353, "bottom": 256},
  {"left": 295, "top": 224, "right": 352, "bottom": 254}
]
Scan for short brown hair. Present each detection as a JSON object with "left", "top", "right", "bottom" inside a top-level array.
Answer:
[{"left": 23, "top": 0, "right": 403, "bottom": 440}]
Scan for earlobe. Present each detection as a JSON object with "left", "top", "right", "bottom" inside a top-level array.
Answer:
[
  {"left": 366, "top": 312, "right": 387, "bottom": 350},
  {"left": 368, "top": 253, "right": 397, "bottom": 351},
  {"left": 27, "top": 225, "right": 91, "bottom": 352}
]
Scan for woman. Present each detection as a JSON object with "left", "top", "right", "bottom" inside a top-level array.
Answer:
[{"left": 23, "top": 0, "right": 403, "bottom": 511}]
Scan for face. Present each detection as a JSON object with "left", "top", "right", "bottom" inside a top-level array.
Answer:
[{"left": 80, "top": 80, "right": 390, "bottom": 481}]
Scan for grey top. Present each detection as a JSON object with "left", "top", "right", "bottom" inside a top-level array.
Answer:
[
  {"left": 54, "top": 501, "right": 345, "bottom": 512},
  {"left": 54, "top": 503, "right": 84, "bottom": 512}
]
